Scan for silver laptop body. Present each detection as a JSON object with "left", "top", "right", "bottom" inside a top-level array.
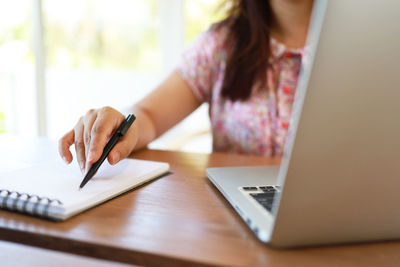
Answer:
[{"left": 207, "top": 0, "right": 400, "bottom": 247}]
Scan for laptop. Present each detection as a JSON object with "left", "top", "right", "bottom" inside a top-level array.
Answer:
[{"left": 207, "top": 0, "right": 400, "bottom": 247}]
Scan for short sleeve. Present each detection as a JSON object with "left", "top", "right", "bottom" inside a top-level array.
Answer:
[{"left": 176, "top": 25, "right": 229, "bottom": 103}]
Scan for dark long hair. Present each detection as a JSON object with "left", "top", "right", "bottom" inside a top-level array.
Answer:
[{"left": 219, "top": 0, "right": 273, "bottom": 101}]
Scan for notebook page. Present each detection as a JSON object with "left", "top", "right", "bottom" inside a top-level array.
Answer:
[
  {"left": 0, "top": 159, "right": 33, "bottom": 173},
  {"left": 0, "top": 158, "right": 169, "bottom": 217}
]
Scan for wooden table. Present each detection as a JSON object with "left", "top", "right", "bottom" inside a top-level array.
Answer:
[
  {"left": 0, "top": 240, "right": 131, "bottom": 267},
  {"left": 1, "top": 135, "right": 400, "bottom": 266}
]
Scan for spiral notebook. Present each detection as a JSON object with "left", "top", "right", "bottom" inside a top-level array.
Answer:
[{"left": 0, "top": 158, "right": 169, "bottom": 221}]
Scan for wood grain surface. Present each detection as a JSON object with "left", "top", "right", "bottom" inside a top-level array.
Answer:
[
  {"left": 0, "top": 240, "right": 131, "bottom": 267},
  {"left": 1, "top": 136, "right": 399, "bottom": 266}
]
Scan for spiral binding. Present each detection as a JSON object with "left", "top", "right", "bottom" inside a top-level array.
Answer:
[{"left": 0, "top": 189, "right": 63, "bottom": 219}]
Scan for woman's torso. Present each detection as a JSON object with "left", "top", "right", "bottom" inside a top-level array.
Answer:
[{"left": 177, "top": 24, "right": 304, "bottom": 157}]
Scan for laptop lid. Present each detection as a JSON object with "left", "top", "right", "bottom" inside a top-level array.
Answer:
[{"left": 270, "top": 0, "right": 400, "bottom": 247}]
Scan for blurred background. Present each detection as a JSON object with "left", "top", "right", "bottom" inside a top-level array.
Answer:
[{"left": 0, "top": 0, "right": 225, "bottom": 153}]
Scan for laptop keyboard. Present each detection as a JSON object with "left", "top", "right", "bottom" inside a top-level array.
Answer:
[{"left": 241, "top": 186, "right": 281, "bottom": 212}]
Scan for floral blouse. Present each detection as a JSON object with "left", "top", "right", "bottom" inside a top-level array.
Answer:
[{"left": 177, "top": 24, "right": 304, "bottom": 157}]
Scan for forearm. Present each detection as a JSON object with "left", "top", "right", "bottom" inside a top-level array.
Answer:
[
  {"left": 122, "top": 71, "right": 201, "bottom": 152},
  {"left": 128, "top": 104, "right": 157, "bottom": 151}
]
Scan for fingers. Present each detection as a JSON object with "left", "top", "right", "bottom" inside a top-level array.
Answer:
[
  {"left": 58, "top": 130, "right": 75, "bottom": 164},
  {"left": 83, "top": 110, "right": 97, "bottom": 160},
  {"left": 83, "top": 110, "right": 98, "bottom": 172},
  {"left": 74, "top": 118, "right": 86, "bottom": 174},
  {"left": 87, "top": 109, "right": 124, "bottom": 165},
  {"left": 59, "top": 106, "right": 137, "bottom": 172}
]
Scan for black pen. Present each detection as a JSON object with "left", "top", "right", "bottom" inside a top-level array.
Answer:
[{"left": 79, "top": 114, "right": 136, "bottom": 189}]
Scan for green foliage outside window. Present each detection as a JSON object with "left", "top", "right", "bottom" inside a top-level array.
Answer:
[
  {"left": 184, "top": 0, "right": 226, "bottom": 45},
  {"left": 44, "top": 0, "right": 160, "bottom": 71},
  {"left": 0, "top": 0, "right": 226, "bottom": 134},
  {"left": 1, "top": 1, "right": 225, "bottom": 71}
]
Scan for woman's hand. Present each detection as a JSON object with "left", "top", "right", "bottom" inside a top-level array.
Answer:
[
  {"left": 58, "top": 71, "right": 201, "bottom": 174},
  {"left": 58, "top": 106, "right": 138, "bottom": 174}
]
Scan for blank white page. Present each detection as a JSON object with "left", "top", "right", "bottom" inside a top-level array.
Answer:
[{"left": 0, "top": 158, "right": 169, "bottom": 219}]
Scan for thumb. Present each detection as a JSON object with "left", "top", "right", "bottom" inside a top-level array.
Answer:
[{"left": 107, "top": 127, "right": 138, "bottom": 165}]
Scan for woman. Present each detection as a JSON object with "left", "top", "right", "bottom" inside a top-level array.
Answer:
[{"left": 59, "top": 0, "right": 314, "bottom": 174}]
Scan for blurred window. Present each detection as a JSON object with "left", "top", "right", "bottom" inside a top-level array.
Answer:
[
  {"left": 0, "top": 0, "right": 35, "bottom": 134},
  {"left": 184, "top": 0, "right": 225, "bottom": 44},
  {"left": 1, "top": 0, "right": 225, "bottom": 153},
  {"left": 43, "top": 0, "right": 163, "bottom": 138},
  {"left": 44, "top": 0, "right": 160, "bottom": 71}
]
